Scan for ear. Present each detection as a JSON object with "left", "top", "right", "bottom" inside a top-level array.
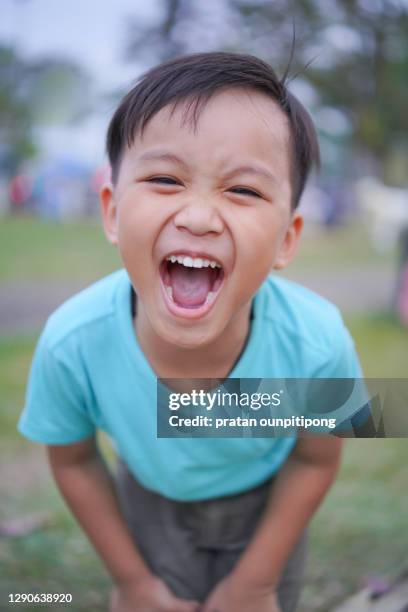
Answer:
[
  {"left": 273, "top": 213, "right": 303, "bottom": 270},
  {"left": 100, "top": 182, "right": 118, "bottom": 246}
]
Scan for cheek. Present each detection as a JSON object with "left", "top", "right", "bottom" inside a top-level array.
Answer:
[
  {"left": 227, "top": 211, "right": 287, "bottom": 302},
  {"left": 233, "top": 213, "right": 284, "bottom": 269},
  {"left": 117, "top": 192, "right": 161, "bottom": 252},
  {"left": 115, "top": 197, "right": 160, "bottom": 285}
]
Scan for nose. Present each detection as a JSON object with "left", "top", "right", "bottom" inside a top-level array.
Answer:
[{"left": 173, "top": 196, "right": 224, "bottom": 236}]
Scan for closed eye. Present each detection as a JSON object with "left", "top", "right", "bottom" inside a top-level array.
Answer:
[
  {"left": 229, "top": 187, "right": 262, "bottom": 198},
  {"left": 146, "top": 176, "right": 181, "bottom": 186}
]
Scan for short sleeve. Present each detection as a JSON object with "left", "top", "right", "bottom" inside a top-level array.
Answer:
[
  {"left": 306, "top": 321, "right": 370, "bottom": 432},
  {"left": 18, "top": 327, "right": 96, "bottom": 444},
  {"left": 315, "top": 322, "right": 364, "bottom": 379}
]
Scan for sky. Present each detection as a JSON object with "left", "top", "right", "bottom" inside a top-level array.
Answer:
[
  {"left": 1, "top": 0, "right": 168, "bottom": 166},
  {"left": 3, "top": 0, "right": 404, "bottom": 169},
  {"left": 1, "top": 0, "right": 160, "bottom": 90},
  {"left": 1, "top": 0, "right": 244, "bottom": 167}
]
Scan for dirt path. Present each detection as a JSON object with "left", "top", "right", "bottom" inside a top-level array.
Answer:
[{"left": 0, "top": 267, "right": 396, "bottom": 334}]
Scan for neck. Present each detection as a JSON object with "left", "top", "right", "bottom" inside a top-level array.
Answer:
[{"left": 134, "top": 300, "right": 252, "bottom": 379}]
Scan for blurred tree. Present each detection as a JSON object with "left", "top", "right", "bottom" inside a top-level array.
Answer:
[
  {"left": 25, "top": 59, "right": 93, "bottom": 125},
  {"left": 123, "top": 0, "right": 408, "bottom": 183},
  {"left": 0, "top": 46, "right": 35, "bottom": 176},
  {"left": 0, "top": 44, "right": 92, "bottom": 177}
]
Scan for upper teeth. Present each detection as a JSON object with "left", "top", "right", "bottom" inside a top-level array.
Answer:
[{"left": 166, "top": 255, "right": 221, "bottom": 269}]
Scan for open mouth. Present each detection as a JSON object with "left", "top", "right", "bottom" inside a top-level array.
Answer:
[{"left": 159, "top": 253, "right": 225, "bottom": 317}]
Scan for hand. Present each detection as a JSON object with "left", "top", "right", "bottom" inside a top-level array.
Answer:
[
  {"left": 109, "top": 574, "right": 200, "bottom": 612},
  {"left": 201, "top": 574, "right": 281, "bottom": 612}
]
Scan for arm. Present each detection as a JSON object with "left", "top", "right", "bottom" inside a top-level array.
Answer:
[
  {"left": 47, "top": 438, "right": 199, "bottom": 612},
  {"left": 231, "top": 435, "right": 344, "bottom": 587},
  {"left": 47, "top": 437, "right": 151, "bottom": 585},
  {"left": 203, "top": 435, "right": 344, "bottom": 611}
]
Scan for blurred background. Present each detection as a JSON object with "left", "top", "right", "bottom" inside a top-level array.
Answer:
[{"left": 0, "top": 1, "right": 407, "bottom": 610}]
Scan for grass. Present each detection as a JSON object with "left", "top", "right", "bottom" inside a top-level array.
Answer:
[
  {"left": 345, "top": 313, "right": 408, "bottom": 377},
  {"left": 0, "top": 215, "right": 395, "bottom": 282},
  {"left": 291, "top": 223, "right": 395, "bottom": 272},
  {"left": 0, "top": 334, "right": 37, "bottom": 454},
  {"left": 0, "top": 314, "right": 407, "bottom": 611},
  {"left": 0, "top": 216, "right": 120, "bottom": 283},
  {"left": 304, "top": 438, "right": 408, "bottom": 611},
  {"left": 0, "top": 216, "right": 406, "bottom": 610},
  {"left": 1, "top": 316, "right": 405, "bottom": 457}
]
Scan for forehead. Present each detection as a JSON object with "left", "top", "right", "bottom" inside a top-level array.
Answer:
[{"left": 124, "top": 88, "right": 292, "bottom": 181}]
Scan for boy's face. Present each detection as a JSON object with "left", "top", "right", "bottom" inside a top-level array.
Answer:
[{"left": 101, "top": 88, "right": 303, "bottom": 348}]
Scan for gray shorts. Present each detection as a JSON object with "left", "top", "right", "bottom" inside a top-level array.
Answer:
[{"left": 115, "top": 458, "right": 308, "bottom": 611}]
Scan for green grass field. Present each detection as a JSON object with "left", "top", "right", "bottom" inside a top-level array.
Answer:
[
  {"left": 0, "top": 216, "right": 121, "bottom": 282},
  {"left": 0, "top": 215, "right": 395, "bottom": 282},
  {"left": 0, "top": 216, "right": 407, "bottom": 611},
  {"left": 1, "top": 320, "right": 407, "bottom": 611}
]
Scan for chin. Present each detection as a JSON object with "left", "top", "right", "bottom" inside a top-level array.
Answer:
[{"left": 157, "top": 318, "right": 219, "bottom": 350}]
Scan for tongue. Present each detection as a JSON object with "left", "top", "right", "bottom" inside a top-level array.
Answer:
[{"left": 169, "top": 264, "right": 213, "bottom": 307}]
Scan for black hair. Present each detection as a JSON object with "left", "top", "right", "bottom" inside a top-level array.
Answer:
[{"left": 106, "top": 51, "right": 320, "bottom": 208}]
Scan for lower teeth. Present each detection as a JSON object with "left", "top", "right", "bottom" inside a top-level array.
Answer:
[
  {"left": 205, "top": 291, "right": 215, "bottom": 305},
  {"left": 165, "top": 286, "right": 215, "bottom": 307}
]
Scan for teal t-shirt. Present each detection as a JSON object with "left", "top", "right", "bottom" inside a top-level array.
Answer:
[{"left": 18, "top": 269, "right": 362, "bottom": 501}]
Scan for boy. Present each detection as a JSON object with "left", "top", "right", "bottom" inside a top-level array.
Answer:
[{"left": 18, "top": 52, "right": 362, "bottom": 612}]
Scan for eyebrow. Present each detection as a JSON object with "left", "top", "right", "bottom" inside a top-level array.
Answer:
[
  {"left": 137, "top": 150, "right": 190, "bottom": 170},
  {"left": 221, "top": 164, "right": 277, "bottom": 184},
  {"left": 137, "top": 150, "right": 276, "bottom": 184}
]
